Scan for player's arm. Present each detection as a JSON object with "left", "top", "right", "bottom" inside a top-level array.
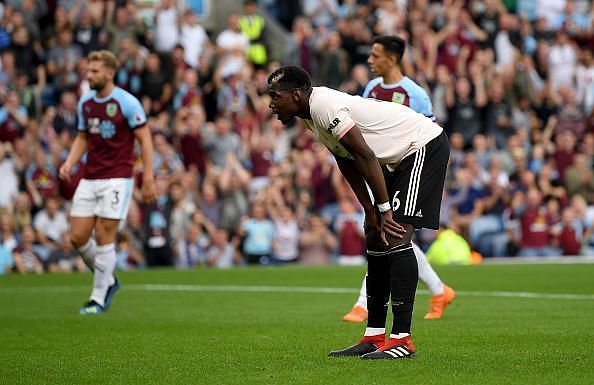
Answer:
[
  {"left": 334, "top": 155, "right": 374, "bottom": 214},
  {"left": 59, "top": 132, "right": 87, "bottom": 181},
  {"left": 338, "top": 127, "right": 404, "bottom": 245},
  {"left": 134, "top": 125, "right": 156, "bottom": 204}
]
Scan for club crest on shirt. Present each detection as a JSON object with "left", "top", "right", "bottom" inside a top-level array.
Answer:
[
  {"left": 392, "top": 92, "right": 405, "bottom": 104},
  {"left": 106, "top": 103, "right": 118, "bottom": 118},
  {"left": 99, "top": 120, "right": 116, "bottom": 139}
]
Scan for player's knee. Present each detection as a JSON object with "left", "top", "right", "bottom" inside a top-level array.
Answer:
[
  {"left": 94, "top": 221, "right": 118, "bottom": 245},
  {"left": 69, "top": 230, "right": 88, "bottom": 248}
]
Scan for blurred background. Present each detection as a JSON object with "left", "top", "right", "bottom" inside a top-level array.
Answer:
[{"left": 0, "top": 0, "right": 593, "bottom": 275}]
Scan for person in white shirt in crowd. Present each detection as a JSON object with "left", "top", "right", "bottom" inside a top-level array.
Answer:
[
  {"left": 0, "top": 142, "right": 20, "bottom": 210},
  {"left": 153, "top": 0, "right": 180, "bottom": 54},
  {"left": 271, "top": 205, "right": 300, "bottom": 264},
  {"left": 33, "top": 196, "right": 69, "bottom": 259},
  {"left": 216, "top": 14, "right": 249, "bottom": 78},
  {"left": 548, "top": 29, "right": 577, "bottom": 91},
  {"left": 180, "top": 9, "right": 210, "bottom": 69}
]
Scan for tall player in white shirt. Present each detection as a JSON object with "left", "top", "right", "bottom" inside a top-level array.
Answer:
[
  {"left": 268, "top": 65, "right": 450, "bottom": 359},
  {"left": 342, "top": 35, "right": 456, "bottom": 323}
]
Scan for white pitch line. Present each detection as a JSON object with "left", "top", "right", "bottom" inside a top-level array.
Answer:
[{"left": 0, "top": 284, "right": 593, "bottom": 301}]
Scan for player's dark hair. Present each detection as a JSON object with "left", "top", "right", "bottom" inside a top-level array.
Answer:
[
  {"left": 267, "top": 65, "right": 312, "bottom": 91},
  {"left": 373, "top": 35, "right": 406, "bottom": 64}
]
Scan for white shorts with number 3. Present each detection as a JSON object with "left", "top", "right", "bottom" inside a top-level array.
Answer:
[{"left": 70, "top": 178, "right": 134, "bottom": 220}]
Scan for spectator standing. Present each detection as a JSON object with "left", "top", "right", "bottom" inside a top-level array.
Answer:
[
  {"left": 180, "top": 10, "right": 209, "bottom": 69},
  {"left": 299, "top": 214, "right": 337, "bottom": 265},
  {"left": 334, "top": 199, "right": 365, "bottom": 266},
  {"left": 0, "top": 142, "right": 20, "bottom": 210},
  {"left": 517, "top": 188, "right": 557, "bottom": 256},
  {"left": 202, "top": 117, "right": 243, "bottom": 169},
  {"left": 142, "top": 176, "right": 173, "bottom": 266},
  {"left": 0, "top": 243, "right": 13, "bottom": 275},
  {"left": 198, "top": 183, "right": 222, "bottom": 228},
  {"left": 52, "top": 91, "right": 78, "bottom": 137},
  {"left": 548, "top": 30, "right": 577, "bottom": 91},
  {"left": 564, "top": 153, "right": 594, "bottom": 202},
  {"left": 238, "top": 0, "right": 268, "bottom": 68},
  {"left": 1, "top": 214, "right": 19, "bottom": 253},
  {"left": 140, "top": 53, "right": 173, "bottom": 115},
  {"left": 0, "top": 91, "right": 29, "bottom": 144},
  {"left": 271, "top": 205, "right": 299, "bottom": 264},
  {"left": 238, "top": 201, "right": 274, "bottom": 265},
  {"left": 46, "top": 27, "right": 83, "bottom": 98},
  {"left": 153, "top": 0, "right": 180, "bottom": 54},
  {"left": 25, "top": 149, "right": 58, "bottom": 208}
]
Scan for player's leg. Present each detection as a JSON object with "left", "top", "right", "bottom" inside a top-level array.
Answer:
[
  {"left": 361, "top": 226, "right": 418, "bottom": 360},
  {"left": 343, "top": 240, "right": 455, "bottom": 322},
  {"left": 70, "top": 179, "right": 98, "bottom": 270},
  {"left": 89, "top": 217, "right": 120, "bottom": 307},
  {"left": 329, "top": 242, "right": 392, "bottom": 357},
  {"left": 364, "top": 132, "right": 450, "bottom": 359},
  {"left": 332, "top": 163, "right": 417, "bottom": 357},
  {"left": 414, "top": 242, "right": 456, "bottom": 319},
  {"left": 80, "top": 178, "right": 133, "bottom": 314}
]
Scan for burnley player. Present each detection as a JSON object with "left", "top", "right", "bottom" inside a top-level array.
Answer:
[
  {"left": 59, "top": 50, "right": 156, "bottom": 315},
  {"left": 268, "top": 65, "right": 449, "bottom": 359},
  {"left": 342, "top": 35, "right": 456, "bottom": 323}
]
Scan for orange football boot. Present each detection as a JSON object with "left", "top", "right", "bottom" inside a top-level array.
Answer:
[
  {"left": 342, "top": 305, "right": 368, "bottom": 323},
  {"left": 424, "top": 285, "right": 456, "bottom": 319}
]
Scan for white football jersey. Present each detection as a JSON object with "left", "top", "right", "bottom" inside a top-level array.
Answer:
[{"left": 302, "top": 87, "right": 443, "bottom": 166}]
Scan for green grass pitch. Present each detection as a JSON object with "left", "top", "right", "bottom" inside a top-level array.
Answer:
[{"left": 1, "top": 263, "right": 593, "bottom": 385}]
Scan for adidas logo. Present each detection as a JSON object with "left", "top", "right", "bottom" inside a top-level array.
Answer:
[
  {"left": 384, "top": 345, "right": 414, "bottom": 358},
  {"left": 415, "top": 209, "right": 423, "bottom": 218}
]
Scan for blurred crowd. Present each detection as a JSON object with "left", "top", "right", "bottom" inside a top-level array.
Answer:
[{"left": 1, "top": 0, "right": 594, "bottom": 275}]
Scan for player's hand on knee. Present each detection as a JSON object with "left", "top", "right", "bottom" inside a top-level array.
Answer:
[{"left": 380, "top": 211, "right": 405, "bottom": 245}]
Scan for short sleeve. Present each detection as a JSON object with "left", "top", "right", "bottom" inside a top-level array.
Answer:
[
  {"left": 121, "top": 92, "right": 147, "bottom": 129},
  {"left": 310, "top": 96, "right": 356, "bottom": 140},
  {"left": 77, "top": 94, "right": 91, "bottom": 132},
  {"left": 408, "top": 87, "right": 434, "bottom": 119}
]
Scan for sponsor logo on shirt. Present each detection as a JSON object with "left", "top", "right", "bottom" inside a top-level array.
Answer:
[
  {"left": 99, "top": 120, "right": 116, "bottom": 139},
  {"left": 327, "top": 118, "right": 341, "bottom": 132},
  {"left": 88, "top": 118, "right": 100, "bottom": 134}
]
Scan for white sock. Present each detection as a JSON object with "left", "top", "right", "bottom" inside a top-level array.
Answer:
[
  {"left": 364, "top": 327, "right": 385, "bottom": 336},
  {"left": 390, "top": 333, "right": 410, "bottom": 339},
  {"left": 413, "top": 242, "right": 444, "bottom": 296},
  {"left": 354, "top": 275, "right": 368, "bottom": 310},
  {"left": 76, "top": 238, "right": 97, "bottom": 272},
  {"left": 90, "top": 243, "right": 117, "bottom": 307}
]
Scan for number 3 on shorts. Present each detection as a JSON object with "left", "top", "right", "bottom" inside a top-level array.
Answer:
[
  {"left": 392, "top": 190, "right": 400, "bottom": 212},
  {"left": 112, "top": 190, "right": 120, "bottom": 205}
]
